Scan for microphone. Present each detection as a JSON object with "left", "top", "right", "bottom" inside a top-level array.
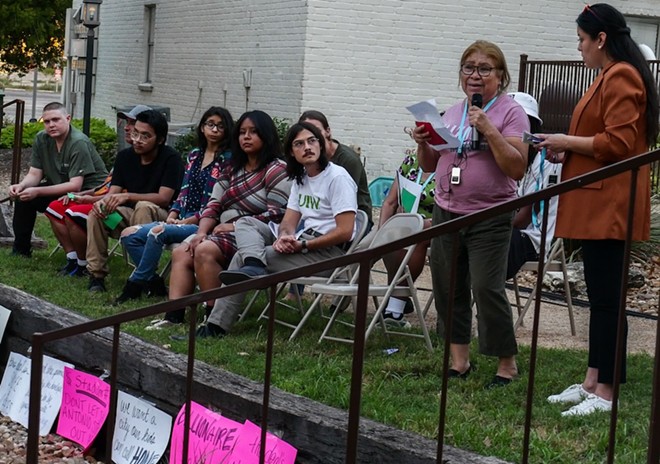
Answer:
[{"left": 471, "top": 93, "right": 483, "bottom": 150}]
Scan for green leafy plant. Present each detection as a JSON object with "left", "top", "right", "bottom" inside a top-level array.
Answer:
[
  {"left": 173, "top": 128, "right": 197, "bottom": 157},
  {"left": 273, "top": 116, "right": 291, "bottom": 144}
]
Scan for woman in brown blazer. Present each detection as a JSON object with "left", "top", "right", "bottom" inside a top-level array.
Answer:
[{"left": 536, "top": 3, "right": 659, "bottom": 417}]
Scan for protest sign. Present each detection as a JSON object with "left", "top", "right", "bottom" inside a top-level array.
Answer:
[
  {"left": 0, "top": 305, "right": 10, "bottom": 342},
  {"left": 169, "top": 401, "right": 241, "bottom": 464},
  {"left": 0, "top": 352, "right": 73, "bottom": 435},
  {"left": 111, "top": 391, "right": 172, "bottom": 464},
  {"left": 230, "top": 420, "right": 297, "bottom": 464},
  {"left": 57, "top": 367, "right": 111, "bottom": 451}
]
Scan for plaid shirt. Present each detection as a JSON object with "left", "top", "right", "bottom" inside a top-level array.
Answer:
[{"left": 200, "top": 159, "right": 291, "bottom": 225}]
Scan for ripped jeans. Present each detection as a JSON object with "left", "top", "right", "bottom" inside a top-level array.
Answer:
[{"left": 121, "top": 221, "right": 199, "bottom": 282}]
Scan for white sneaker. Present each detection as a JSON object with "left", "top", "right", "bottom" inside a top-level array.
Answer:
[
  {"left": 145, "top": 319, "right": 177, "bottom": 331},
  {"left": 547, "top": 384, "right": 589, "bottom": 404},
  {"left": 561, "top": 394, "right": 613, "bottom": 417}
]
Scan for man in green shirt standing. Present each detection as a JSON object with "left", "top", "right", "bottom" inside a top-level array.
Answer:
[{"left": 8, "top": 102, "right": 108, "bottom": 257}]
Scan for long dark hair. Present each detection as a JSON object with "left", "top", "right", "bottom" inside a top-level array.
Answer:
[
  {"left": 230, "top": 110, "right": 282, "bottom": 173},
  {"left": 284, "top": 122, "right": 329, "bottom": 185},
  {"left": 196, "top": 106, "right": 234, "bottom": 154},
  {"left": 577, "top": 3, "right": 659, "bottom": 145}
]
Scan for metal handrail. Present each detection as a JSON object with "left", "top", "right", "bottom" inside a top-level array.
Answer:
[
  {"left": 1, "top": 99, "right": 26, "bottom": 186},
  {"left": 25, "top": 146, "right": 660, "bottom": 463}
]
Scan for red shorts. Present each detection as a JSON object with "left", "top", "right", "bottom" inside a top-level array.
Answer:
[{"left": 45, "top": 199, "right": 94, "bottom": 230}]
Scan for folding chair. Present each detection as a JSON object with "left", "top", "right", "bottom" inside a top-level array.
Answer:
[
  {"left": 512, "top": 238, "right": 576, "bottom": 335},
  {"left": 312, "top": 213, "right": 433, "bottom": 352},
  {"left": 247, "top": 210, "right": 370, "bottom": 339}
]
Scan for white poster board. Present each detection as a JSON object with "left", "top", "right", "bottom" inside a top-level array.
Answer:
[
  {"left": 0, "top": 352, "right": 73, "bottom": 435},
  {"left": 112, "top": 391, "right": 172, "bottom": 464}
]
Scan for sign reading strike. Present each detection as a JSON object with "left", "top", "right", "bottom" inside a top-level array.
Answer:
[
  {"left": 169, "top": 401, "right": 241, "bottom": 464},
  {"left": 0, "top": 352, "right": 73, "bottom": 435},
  {"left": 57, "top": 367, "right": 111, "bottom": 450},
  {"left": 112, "top": 391, "right": 172, "bottom": 464},
  {"left": 230, "top": 420, "right": 297, "bottom": 464}
]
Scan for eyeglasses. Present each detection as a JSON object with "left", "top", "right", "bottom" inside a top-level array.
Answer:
[
  {"left": 460, "top": 64, "right": 496, "bottom": 78},
  {"left": 130, "top": 130, "right": 155, "bottom": 143},
  {"left": 292, "top": 137, "right": 320, "bottom": 150},
  {"left": 204, "top": 121, "right": 224, "bottom": 131}
]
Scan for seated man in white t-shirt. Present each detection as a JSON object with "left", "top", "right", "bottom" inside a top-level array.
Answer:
[
  {"left": 195, "top": 121, "right": 358, "bottom": 338},
  {"left": 507, "top": 92, "right": 562, "bottom": 279}
]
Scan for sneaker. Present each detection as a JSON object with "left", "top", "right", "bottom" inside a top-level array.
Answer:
[
  {"left": 113, "top": 280, "right": 145, "bottom": 304},
  {"left": 146, "top": 275, "right": 168, "bottom": 297},
  {"left": 88, "top": 276, "right": 106, "bottom": 293},
  {"left": 70, "top": 265, "right": 91, "bottom": 278},
  {"left": 219, "top": 265, "right": 267, "bottom": 285},
  {"left": 547, "top": 384, "right": 589, "bottom": 404},
  {"left": 58, "top": 259, "right": 78, "bottom": 276},
  {"left": 145, "top": 319, "right": 179, "bottom": 331},
  {"left": 561, "top": 394, "right": 613, "bottom": 417},
  {"left": 382, "top": 312, "right": 411, "bottom": 329}
]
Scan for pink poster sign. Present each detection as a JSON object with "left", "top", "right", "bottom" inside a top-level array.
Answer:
[
  {"left": 169, "top": 401, "right": 242, "bottom": 464},
  {"left": 230, "top": 420, "right": 297, "bottom": 464},
  {"left": 56, "top": 367, "right": 111, "bottom": 451}
]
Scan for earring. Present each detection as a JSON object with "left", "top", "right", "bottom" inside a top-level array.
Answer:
[{"left": 598, "top": 45, "right": 602, "bottom": 49}]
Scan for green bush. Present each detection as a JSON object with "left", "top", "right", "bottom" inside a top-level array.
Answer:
[
  {"left": 1, "top": 118, "right": 118, "bottom": 169},
  {"left": 173, "top": 128, "right": 197, "bottom": 157},
  {"left": 273, "top": 116, "right": 291, "bottom": 144},
  {"left": 0, "top": 119, "right": 44, "bottom": 148}
]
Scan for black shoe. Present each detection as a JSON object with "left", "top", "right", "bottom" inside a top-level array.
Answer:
[
  {"left": 169, "top": 322, "right": 226, "bottom": 341},
  {"left": 219, "top": 264, "right": 267, "bottom": 285},
  {"left": 196, "top": 323, "right": 226, "bottom": 339},
  {"left": 58, "top": 258, "right": 78, "bottom": 276},
  {"left": 146, "top": 275, "right": 168, "bottom": 297},
  {"left": 11, "top": 247, "right": 31, "bottom": 258},
  {"left": 447, "top": 364, "right": 475, "bottom": 380},
  {"left": 88, "top": 276, "right": 106, "bottom": 293},
  {"left": 70, "top": 265, "right": 91, "bottom": 278},
  {"left": 113, "top": 280, "right": 145, "bottom": 305},
  {"left": 484, "top": 375, "right": 513, "bottom": 390}
]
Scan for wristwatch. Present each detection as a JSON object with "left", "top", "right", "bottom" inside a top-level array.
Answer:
[{"left": 300, "top": 239, "right": 309, "bottom": 254}]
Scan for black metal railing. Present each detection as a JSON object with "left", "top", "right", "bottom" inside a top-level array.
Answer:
[
  {"left": 0, "top": 98, "right": 26, "bottom": 187},
  {"left": 25, "top": 146, "right": 660, "bottom": 463}
]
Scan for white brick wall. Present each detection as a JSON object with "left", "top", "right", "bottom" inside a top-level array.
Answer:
[{"left": 73, "top": 0, "right": 660, "bottom": 178}]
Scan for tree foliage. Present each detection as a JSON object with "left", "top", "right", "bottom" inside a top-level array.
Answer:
[{"left": 0, "top": 0, "right": 70, "bottom": 75}]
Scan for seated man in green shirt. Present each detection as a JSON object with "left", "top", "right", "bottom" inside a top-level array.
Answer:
[{"left": 8, "top": 102, "right": 108, "bottom": 257}]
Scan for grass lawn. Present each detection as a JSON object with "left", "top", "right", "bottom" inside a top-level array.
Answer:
[{"left": 0, "top": 217, "right": 655, "bottom": 463}]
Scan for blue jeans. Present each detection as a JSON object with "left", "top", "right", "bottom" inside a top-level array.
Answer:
[{"left": 121, "top": 222, "right": 199, "bottom": 282}]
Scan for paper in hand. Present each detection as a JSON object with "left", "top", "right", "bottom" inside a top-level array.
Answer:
[{"left": 406, "top": 99, "right": 459, "bottom": 150}]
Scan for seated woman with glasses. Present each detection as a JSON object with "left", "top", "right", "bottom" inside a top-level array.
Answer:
[
  {"left": 413, "top": 40, "right": 529, "bottom": 389},
  {"left": 193, "top": 121, "right": 358, "bottom": 338},
  {"left": 115, "top": 107, "right": 234, "bottom": 306},
  {"left": 151, "top": 110, "right": 292, "bottom": 329}
]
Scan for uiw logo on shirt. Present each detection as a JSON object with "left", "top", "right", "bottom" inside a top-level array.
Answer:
[{"left": 298, "top": 194, "right": 320, "bottom": 210}]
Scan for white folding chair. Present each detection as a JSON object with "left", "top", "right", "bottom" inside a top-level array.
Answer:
[
  {"left": 312, "top": 213, "right": 433, "bottom": 352},
  {"left": 512, "top": 238, "right": 576, "bottom": 335},
  {"left": 248, "top": 210, "right": 370, "bottom": 339}
]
